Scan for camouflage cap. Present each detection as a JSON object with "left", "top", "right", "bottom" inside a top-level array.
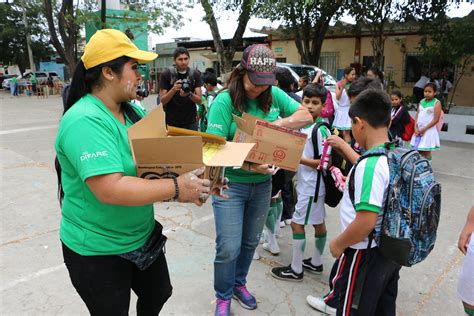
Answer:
[{"left": 240, "top": 44, "right": 276, "bottom": 86}]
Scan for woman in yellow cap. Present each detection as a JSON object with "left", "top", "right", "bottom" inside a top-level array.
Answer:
[{"left": 55, "top": 29, "right": 214, "bottom": 315}]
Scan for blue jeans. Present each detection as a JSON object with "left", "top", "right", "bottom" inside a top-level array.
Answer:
[{"left": 212, "top": 179, "right": 272, "bottom": 300}]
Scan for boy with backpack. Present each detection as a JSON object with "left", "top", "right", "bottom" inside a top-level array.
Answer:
[
  {"left": 307, "top": 89, "right": 399, "bottom": 315},
  {"left": 270, "top": 83, "right": 332, "bottom": 281},
  {"left": 307, "top": 89, "right": 441, "bottom": 315}
]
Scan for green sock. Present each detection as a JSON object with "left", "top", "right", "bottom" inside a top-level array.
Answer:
[
  {"left": 312, "top": 232, "right": 327, "bottom": 266},
  {"left": 465, "top": 306, "right": 474, "bottom": 316},
  {"left": 265, "top": 201, "right": 278, "bottom": 233},
  {"left": 315, "top": 232, "right": 327, "bottom": 254},
  {"left": 427, "top": 157, "right": 433, "bottom": 161}
]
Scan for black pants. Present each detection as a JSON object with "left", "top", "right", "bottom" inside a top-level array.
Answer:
[
  {"left": 281, "top": 171, "right": 295, "bottom": 220},
  {"left": 413, "top": 87, "right": 424, "bottom": 103},
  {"left": 324, "top": 247, "right": 401, "bottom": 316},
  {"left": 271, "top": 170, "right": 296, "bottom": 220},
  {"left": 62, "top": 243, "right": 172, "bottom": 316}
]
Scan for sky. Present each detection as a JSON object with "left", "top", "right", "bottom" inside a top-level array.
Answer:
[{"left": 150, "top": 2, "right": 474, "bottom": 47}]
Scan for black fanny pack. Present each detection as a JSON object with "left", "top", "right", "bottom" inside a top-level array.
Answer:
[{"left": 119, "top": 221, "right": 167, "bottom": 271}]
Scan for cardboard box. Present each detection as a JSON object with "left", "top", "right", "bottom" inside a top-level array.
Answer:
[
  {"left": 128, "top": 106, "right": 255, "bottom": 189},
  {"left": 232, "top": 113, "right": 307, "bottom": 171}
]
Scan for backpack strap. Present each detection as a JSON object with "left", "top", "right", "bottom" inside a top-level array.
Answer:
[
  {"left": 168, "top": 66, "right": 177, "bottom": 87},
  {"left": 311, "top": 121, "right": 331, "bottom": 203},
  {"left": 348, "top": 139, "right": 399, "bottom": 204},
  {"left": 311, "top": 121, "right": 331, "bottom": 159},
  {"left": 347, "top": 145, "right": 390, "bottom": 311},
  {"left": 350, "top": 230, "right": 375, "bottom": 310},
  {"left": 348, "top": 148, "right": 387, "bottom": 208},
  {"left": 187, "top": 67, "right": 195, "bottom": 90}
]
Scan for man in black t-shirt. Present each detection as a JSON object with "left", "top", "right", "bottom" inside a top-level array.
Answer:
[{"left": 159, "top": 47, "right": 203, "bottom": 130}]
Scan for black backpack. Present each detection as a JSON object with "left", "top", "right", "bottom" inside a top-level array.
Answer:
[{"left": 311, "top": 121, "right": 343, "bottom": 208}]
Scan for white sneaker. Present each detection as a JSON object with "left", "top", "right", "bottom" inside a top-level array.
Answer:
[
  {"left": 253, "top": 250, "right": 260, "bottom": 260},
  {"left": 306, "top": 295, "right": 336, "bottom": 315},
  {"left": 279, "top": 221, "right": 285, "bottom": 228},
  {"left": 284, "top": 219, "right": 292, "bottom": 225},
  {"left": 262, "top": 242, "right": 280, "bottom": 255}
]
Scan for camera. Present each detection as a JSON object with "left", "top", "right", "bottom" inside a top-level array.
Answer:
[
  {"left": 181, "top": 79, "right": 191, "bottom": 93},
  {"left": 136, "top": 85, "right": 149, "bottom": 98}
]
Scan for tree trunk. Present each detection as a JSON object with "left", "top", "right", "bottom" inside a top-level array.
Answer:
[
  {"left": 309, "top": 20, "right": 330, "bottom": 66},
  {"left": 373, "top": 35, "right": 385, "bottom": 69},
  {"left": 201, "top": 0, "right": 253, "bottom": 80},
  {"left": 43, "top": 0, "right": 78, "bottom": 76},
  {"left": 293, "top": 1, "right": 341, "bottom": 66},
  {"left": 290, "top": 3, "right": 308, "bottom": 64}
]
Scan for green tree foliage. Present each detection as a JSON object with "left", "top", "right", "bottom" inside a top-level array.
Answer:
[
  {"left": 0, "top": 1, "right": 53, "bottom": 74},
  {"left": 419, "top": 13, "right": 474, "bottom": 107},
  {"left": 42, "top": 0, "right": 188, "bottom": 76},
  {"left": 348, "top": 0, "right": 452, "bottom": 70},
  {"left": 256, "top": 0, "right": 343, "bottom": 66},
  {"left": 200, "top": 0, "right": 255, "bottom": 76}
]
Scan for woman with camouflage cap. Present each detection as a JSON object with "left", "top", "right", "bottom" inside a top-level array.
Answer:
[{"left": 206, "top": 44, "right": 312, "bottom": 316}]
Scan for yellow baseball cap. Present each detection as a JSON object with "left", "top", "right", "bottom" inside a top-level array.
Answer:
[{"left": 81, "top": 29, "right": 158, "bottom": 70}]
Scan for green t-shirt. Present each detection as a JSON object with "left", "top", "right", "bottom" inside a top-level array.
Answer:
[
  {"left": 30, "top": 74, "right": 37, "bottom": 84},
  {"left": 206, "top": 86, "right": 301, "bottom": 183},
  {"left": 55, "top": 94, "right": 154, "bottom": 256}
]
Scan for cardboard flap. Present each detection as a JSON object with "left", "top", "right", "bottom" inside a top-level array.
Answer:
[
  {"left": 206, "top": 142, "right": 256, "bottom": 167},
  {"left": 232, "top": 114, "right": 255, "bottom": 135},
  {"left": 131, "top": 136, "right": 203, "bottom": 164},
  {"left": 167, "top": 126, "right": 226, "bottom": 144},
  {"left": 128, "top": 105, "right": 167, "bottom": 140},
  {"left": 254, "top": 120, "right": 307, "bottom": 148},
  {"left": 242, "top": 112, "right": 260, "bottom": 125}
]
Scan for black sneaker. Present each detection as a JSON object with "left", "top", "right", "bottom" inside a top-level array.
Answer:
[
  {"left": 302, "top": 258, "right": 323, "bottom": 274},
  {"left": 271, "top": 265, "right": 303, "bottom": 282}
]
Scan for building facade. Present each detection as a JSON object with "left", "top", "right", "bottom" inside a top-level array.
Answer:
[{"left": 262, "top": 18, "right": 473, "bottom": 107}]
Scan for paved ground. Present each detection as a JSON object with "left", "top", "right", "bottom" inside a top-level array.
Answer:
[{"left": 1, "top": 92, "right": 473, "bottom": 315}]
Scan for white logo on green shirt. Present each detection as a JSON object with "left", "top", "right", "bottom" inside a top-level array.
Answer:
[
  {"left": 80, "top": 151, "right": 109, "bottom": 161},
  {"left": 208, "top": 123, "right": 223, "bottom": 131}
]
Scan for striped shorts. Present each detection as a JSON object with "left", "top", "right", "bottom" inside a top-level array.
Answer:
[{"left": 323, "top": 247, "right": 401, "bottom": 316}]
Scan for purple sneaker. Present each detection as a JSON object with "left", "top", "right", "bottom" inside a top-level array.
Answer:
[
  {"left": 215, "top": 298, "right": 231, "bottom": 316},
  {"left": 233, "top": 285, "right": 257, "bottom": 310}
]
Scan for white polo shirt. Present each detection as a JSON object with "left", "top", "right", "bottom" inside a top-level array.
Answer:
[{"left": 339, "top": 149, "right": 389, "bottom": 249}]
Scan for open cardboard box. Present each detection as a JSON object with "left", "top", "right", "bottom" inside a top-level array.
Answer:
[
  {"left": 232, "top": 113, "right": 307, "bottom": 172},
  {"left": 128, "top": 105, "right": 255, "bottom": 190}
]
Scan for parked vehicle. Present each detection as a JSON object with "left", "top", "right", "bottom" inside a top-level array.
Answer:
[
  {"left": 277, "top": 63, "right": 338, "bottom": 108},
  {"left": 2, "top": 71, "right": 61, "bottom": 90},
  {"left": 277, "top": 63, "right": 337, "bottom": 89},
  {"left": 0, "top": 74, "right": 16, "bottom": 88}
]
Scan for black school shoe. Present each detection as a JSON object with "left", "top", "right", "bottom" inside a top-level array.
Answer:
[
  {"left": 302, "top": 258, "right": 323, "bottom": 274},
  {"left": 271, "top": 265, "right": 303, "bottom": 282}
]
